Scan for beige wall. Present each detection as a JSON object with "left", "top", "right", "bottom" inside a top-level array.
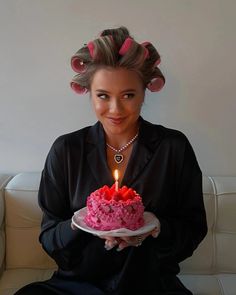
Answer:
[{"left": 0, "top": 0, "right": 235, "bottom": 175}]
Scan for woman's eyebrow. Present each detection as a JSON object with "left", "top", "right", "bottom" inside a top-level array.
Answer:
[
  {"left": 95, "top": 88, "right": 136, "bottom": 93},
  {"left": 95, "top": 89, "right": 110, "bottom": 93},
  {"left": 121, "top": 89, "right": 136, "bottom": 93}
]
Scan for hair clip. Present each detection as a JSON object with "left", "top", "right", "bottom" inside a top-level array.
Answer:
[
  {"left": 71, "top": 56, "right": 86, "bottom": 73},
  {"left": 70, "top": 82, "right": 88, "bottom": 94},
  {"left": 147, "top": 77, "right": 165, "bottom": 92},
  {"left": 119, "top": 37, "right": 134, "bottom": 55}
]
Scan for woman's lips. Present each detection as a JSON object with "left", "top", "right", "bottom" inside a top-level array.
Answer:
[{"left": 108, "top": 117, "right": 125, "bottom": 125}]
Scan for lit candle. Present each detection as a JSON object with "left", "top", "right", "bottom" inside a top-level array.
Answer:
[{"left": 114, "top": 169, "right": 119, "bottom": 192}]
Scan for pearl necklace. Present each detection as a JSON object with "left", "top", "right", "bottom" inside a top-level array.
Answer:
[{"left": 106, "top": 133, "right": 138, "bottom": 164}]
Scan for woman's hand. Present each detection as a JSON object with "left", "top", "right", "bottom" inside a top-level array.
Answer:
[
  {"left": 115, "top": 226, "right": 160, "bottom": 251},
  {"left": 99, "top": 226, "right": 160, "bottom": 251}
]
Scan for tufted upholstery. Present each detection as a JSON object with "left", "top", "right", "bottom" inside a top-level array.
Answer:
[
  {"left": 0, "top": 173, "right": 236, "bottom": 295},
  {"left": 0, "top": 174, "right": 13, "bottom": 279},
  {"left": 178, "top": 176, "right": 236, "bottom": 294}
]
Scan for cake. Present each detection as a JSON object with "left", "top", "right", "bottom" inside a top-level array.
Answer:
[{"left": 84, "top": 184, "right": 144, "bottom": 231}]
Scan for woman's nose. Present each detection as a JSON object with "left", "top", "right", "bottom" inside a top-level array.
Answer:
[{"left": 109, "top": 98, "right": 123, "bottom": 113}]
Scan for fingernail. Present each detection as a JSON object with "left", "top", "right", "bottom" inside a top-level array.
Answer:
[
  {"left": 116, "top": 247, "right": 122, "bottom": 252},
  {"left": 104, "top": 245, "right": 112, "bottom": 250},
  {"left": 152, "top": 231, "right": 159, "bottom": 238}
]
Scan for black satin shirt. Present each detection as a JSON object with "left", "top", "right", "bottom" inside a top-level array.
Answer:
[{"left": 38, "top": 118, "right": 207, "bottom": 294}]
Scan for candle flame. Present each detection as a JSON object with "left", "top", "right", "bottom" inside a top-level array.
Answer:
[{"left": 114, "top": 169, "right": 119, "bottom": 181}]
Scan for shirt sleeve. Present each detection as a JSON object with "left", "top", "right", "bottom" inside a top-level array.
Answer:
[
  {"left": 38, "top": 136, "right": 90, "bottom": 270},
  {"left": 154, "top": 136, "right": 208, "bottom": 263}
]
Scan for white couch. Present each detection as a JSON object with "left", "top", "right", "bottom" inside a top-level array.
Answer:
[{"left": 0, "top": 172, "right": 236, "bottom": 295}]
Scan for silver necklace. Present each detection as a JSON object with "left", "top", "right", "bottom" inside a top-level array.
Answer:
[{"left": 106, "top": 133, "right": 138, "bottom": 164}]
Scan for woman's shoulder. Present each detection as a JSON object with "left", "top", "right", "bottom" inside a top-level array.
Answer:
[
  {"left": 49, "top": 125, "right": 95, "bottom": 154},
  {"left": 160, "top": 125, "right": 189, "bottom": 144},
  {"left": 55, "top": 126, "right": 91, "bottom": 144},
  {"left": 142, "top": 120, "right": 198, "bottom": 164},
  {"left": 141, "top": 119, "right": 189, "bottom": 145}
]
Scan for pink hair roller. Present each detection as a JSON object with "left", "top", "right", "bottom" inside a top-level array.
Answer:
[
  {"left": 141, "top": 41, "right": 161, "bottom": 64},
  {"left": 71, "top": 39, "right": 98, "bottom": 73},
  {"left": 119, "top": 37, "right": 134, "bottom": 55},
  {"left": 71, "top": 56, "right": 86, "bottom": 73},
  {"left": 70, "top": 82, "right": 88, "bottom": 94},
  {"left": 87, "top": 41, "right": 95, "bottom": 58},
  {"left": 154, "top": 58, "right": 161, "bottom": 66},
  {"left": 141, "top": 41, "right": 150, "bottom": 59},
  {"left": 147, "top": 77, "right": 165, "bottom": 92},
  {"left": 141, "top": 41, "right": 150, "bottom": 47},
  {"left": 143, "top": 47, "right": 149, "bottom": 59}
]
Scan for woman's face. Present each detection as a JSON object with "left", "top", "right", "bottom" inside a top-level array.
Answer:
[{"left": 90, "top": 67, "right": 145, "bottom": 136}]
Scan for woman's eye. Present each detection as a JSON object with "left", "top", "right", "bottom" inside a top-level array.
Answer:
[
  {"left": 97, "top": 94, "right": 109, "bottom": 100},
  {"left": 123, "top": 93, "right": 135, "bottom": 99}
]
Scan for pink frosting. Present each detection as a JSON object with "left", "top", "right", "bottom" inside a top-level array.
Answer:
[{"left": 84, "top": 185, "right": 144, "bottom": 230}]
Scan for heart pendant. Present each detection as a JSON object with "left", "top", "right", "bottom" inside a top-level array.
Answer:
[{"left": 114, "top": 154, "right": 124, "bottom": 164}]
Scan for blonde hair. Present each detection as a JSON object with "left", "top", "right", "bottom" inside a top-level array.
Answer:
[{"left": 71, "top": 27, "right": 165, "bottom": 92}]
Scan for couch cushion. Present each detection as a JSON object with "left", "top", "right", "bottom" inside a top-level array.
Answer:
[
  {"left": 4, "top": 173, "right": 56, "bottom": 269},
  {"left": 0, "top": 174, "right": 13, "bottom": 226},
  {"left": 0, "top": 268, "right": 54, "bottom": 295},
  {"left": 0, "top": 174, "right": 13, "bottom": 274},
  {"left": 179, "top": 274, "right": 236, "bottom": 295},
  {"left": 213, "top": 177, "right": 236, "bottom": 273},
  {"left": 217, "top": 274, "right": 236, "bottom": 295},
  {"left": 179, "top": 274, "right": 224, "bottom": 295}
]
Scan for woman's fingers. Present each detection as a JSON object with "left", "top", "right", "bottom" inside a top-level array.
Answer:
[
  {"left": 116, "top": 235, "right": 143, "bottom": 251},
  {"left": 100, "top": 227, "right": 160, "bottom": 251},
  {"left": 116, "top": 240, "right": 129, "bottom": 251},
  {"left": 104, "top": 238, "right": 119, "bottom": 250},
  {"left": 98, "top": 235, "right": 120, "bottom": 250},
  {"left": 151, "top": 226, "right": 160, "bottom": 238}
]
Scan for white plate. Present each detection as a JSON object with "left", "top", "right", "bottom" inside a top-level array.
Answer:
[{"left": 72, "top": 207, "right": 159, "bottom": 237}]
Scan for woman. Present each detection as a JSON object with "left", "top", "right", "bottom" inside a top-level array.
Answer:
[{"left": 15, "top": 27, "right": 207, "bottom": 295}]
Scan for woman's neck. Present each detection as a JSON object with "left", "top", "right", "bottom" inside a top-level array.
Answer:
[{"left": 104, "top": 124, "right": 139, "bottom": 149}]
